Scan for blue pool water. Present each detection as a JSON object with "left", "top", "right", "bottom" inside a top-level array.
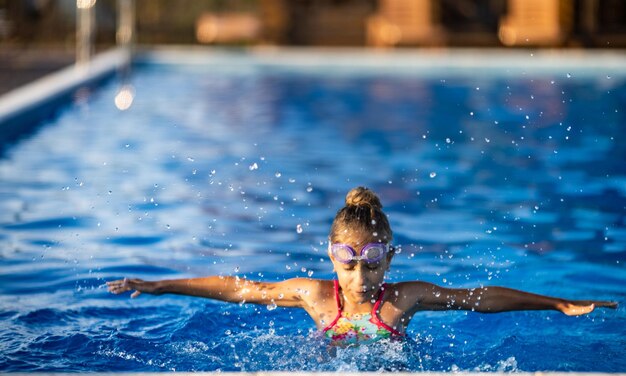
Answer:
[{"left": 0, "top": 52, "right": 625, "bottom": 372}]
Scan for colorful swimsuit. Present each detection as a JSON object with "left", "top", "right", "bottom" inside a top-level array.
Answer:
[{"left": 322, "top": 280, "right": 403, "bottom": 345}]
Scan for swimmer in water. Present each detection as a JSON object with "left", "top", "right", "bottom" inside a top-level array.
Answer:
[{"left": 107, "top": 186, "right": 618, "bottom": 346}]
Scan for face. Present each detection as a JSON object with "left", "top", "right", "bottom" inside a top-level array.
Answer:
[{"left": 329, "top": 238, "right": 393, "bottom": 304}]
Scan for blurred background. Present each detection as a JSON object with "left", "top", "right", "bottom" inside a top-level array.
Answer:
[{"left": 1, "top": 0, "right": 626, "bottom": 94}]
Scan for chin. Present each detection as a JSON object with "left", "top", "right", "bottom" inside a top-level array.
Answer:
[{"left": 353, "top": 292, "right": 374, "bottom": 303}]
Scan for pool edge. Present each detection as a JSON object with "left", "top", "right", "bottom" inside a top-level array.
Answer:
[
  {"left": 134, "top": 45, "right": 626, "bottom": 76},
  {"left": 0, "top": 48, "right": 130, "bottom": 152}
]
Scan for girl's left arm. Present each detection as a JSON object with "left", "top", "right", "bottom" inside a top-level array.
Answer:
[{"left": 403, "top": 281, "right": 618, "bottom": 316}]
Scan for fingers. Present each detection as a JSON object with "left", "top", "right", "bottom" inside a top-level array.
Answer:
[
  {"left": 106, "top": 279, "right": 130, "bottom": 294},
  {"left": 106, "top": 278, "right": 142, "bottom": 298},
  {"left": 596, "top": 301, "right": 618, "bottom": 309}
]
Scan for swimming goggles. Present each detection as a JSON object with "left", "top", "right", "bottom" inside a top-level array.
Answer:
[{"left": 330, "top": 243, "right": 389, "bottom": 264}]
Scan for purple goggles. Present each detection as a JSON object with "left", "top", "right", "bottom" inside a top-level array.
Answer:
[{"left": 330, "top": 243, "right": 389, "bottom": 264}]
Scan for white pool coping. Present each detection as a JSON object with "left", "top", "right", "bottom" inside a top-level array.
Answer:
[
  {"left": 0, "top": 47, "right": 130, "bottom": 125},
  {"left": 136, "top": 46, "right": 626, "bottom": 77}
]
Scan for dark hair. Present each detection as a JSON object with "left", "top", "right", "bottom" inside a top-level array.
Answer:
[{"left": 329, "top": 187, "right": 393, "bottom": 244}]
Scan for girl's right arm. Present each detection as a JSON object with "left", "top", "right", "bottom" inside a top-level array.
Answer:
[{"left": 106, "top": 277, "right": 312, "bottom": 308}]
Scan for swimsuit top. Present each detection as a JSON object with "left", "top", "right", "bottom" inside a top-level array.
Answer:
[{"left": 322, "top": 280, "right": 403, "bottom": 345}]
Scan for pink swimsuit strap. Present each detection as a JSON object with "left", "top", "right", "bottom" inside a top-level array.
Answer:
[{"left": 322, "top": 280, "right": 403, "bottom": 336}]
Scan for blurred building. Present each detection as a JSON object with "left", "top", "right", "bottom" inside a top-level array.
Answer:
[{"left": 0, "top": 0, "right": 625, "bottom": 48}]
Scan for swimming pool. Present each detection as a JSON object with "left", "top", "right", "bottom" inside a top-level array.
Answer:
[{"left": 0, "top": 49, "right": 624, "bottom": 372}]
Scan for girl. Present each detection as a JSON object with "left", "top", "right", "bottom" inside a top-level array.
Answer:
[{"left": 107, "top": 187, "right": 617, "bottom": 346}]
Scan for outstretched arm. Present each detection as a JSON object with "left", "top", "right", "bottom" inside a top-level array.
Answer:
[
  {"left": 106, "top": 277, "right": 312, "bottom": 308},
  {"left": 404, "top": 282, "right": 618, "bottom": 316}
]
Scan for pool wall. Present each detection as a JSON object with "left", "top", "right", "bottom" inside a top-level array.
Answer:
[{"left": 0, "top": 48, "right": 130, "bottom": 154}]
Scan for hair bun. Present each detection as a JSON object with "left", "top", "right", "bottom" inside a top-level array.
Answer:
[{"left": 345, "top": 186, "right": 382, "bottom": 210}]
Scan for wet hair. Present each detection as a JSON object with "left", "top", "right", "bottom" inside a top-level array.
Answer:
[{"left": 329, "top": 187, "right": 393, "bottom": 245}]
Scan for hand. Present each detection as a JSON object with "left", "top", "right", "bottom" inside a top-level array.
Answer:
[
  {"left": 558, "top": 300, "right": 618, "bottom": 316},
  {"left": 106, "top": 278, "right": 158, "bottom": 298}
]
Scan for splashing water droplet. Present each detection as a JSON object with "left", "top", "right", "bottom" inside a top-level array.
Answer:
[{"left": 249, "top": 163, "right": 258, "bottom": 171}]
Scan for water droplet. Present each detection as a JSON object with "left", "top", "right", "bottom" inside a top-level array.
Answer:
[
  {"left": 429, "top": 172, "right": 437, "bottom": 178},
  {"left": 566, "top": 73, "right": 571, "bottom": 78},
  {"left": 187, "top": 157, "right": 195, "bottom": 162},
  {"left": 306, "top": 186, "right": 313, "bottom": 193},
  {"left": 249, "top": 163, "right": 258, "bottom": 171},
  {"left": 266, "top": 301, "right": 277, "bottom": 311},
  {"left": 445, "top": 138, "right": 451, "bottom": 144},
  {"left": 275, "top": 172, "right": 282, "bottom": 178},
  {"left": 296, "top": 224, "right": 303, "bottom": 233}
]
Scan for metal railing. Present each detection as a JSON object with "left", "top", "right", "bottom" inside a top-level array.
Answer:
[{"left": 76, "top": 0, "right": 135, "bottom": 65}]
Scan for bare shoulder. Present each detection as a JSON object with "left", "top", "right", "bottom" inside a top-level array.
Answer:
[
  {"left": 280, "top": 278, "right": 334, "bottom": 310},
  {"left": 278, "top": 278, "right": 330, "bottom": 299}
]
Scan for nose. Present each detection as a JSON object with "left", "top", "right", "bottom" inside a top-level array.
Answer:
[{"left": 352, "top": 264, "right": 370, "bottom": 291}]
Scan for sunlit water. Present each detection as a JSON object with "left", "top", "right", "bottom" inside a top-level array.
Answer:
[{"left": 0, "top": 58, "right": 625, "bottom": 371}]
